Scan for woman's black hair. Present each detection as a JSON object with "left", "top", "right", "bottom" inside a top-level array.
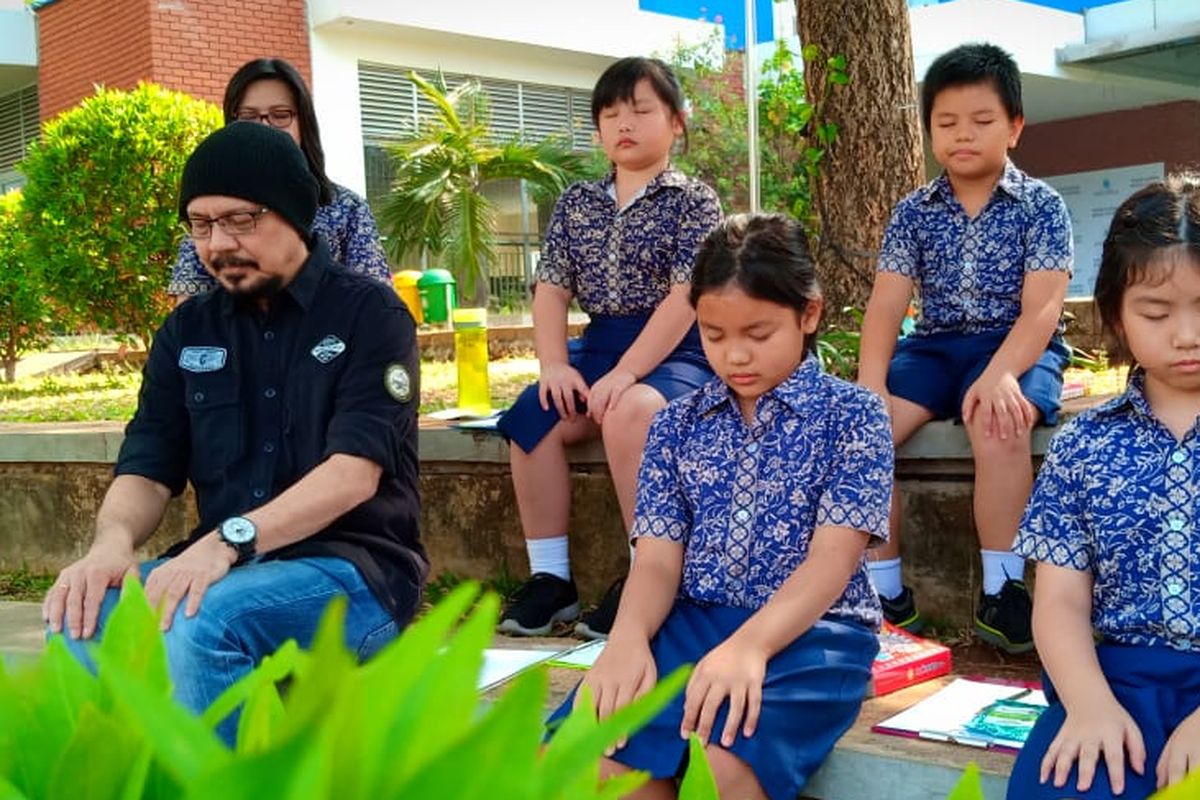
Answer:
[
  {"left": 223, "top": 58, "right": 334, "bottom": 205},
  {"left": 590, "top": 56, "right": 688, "bottom": 150},
  {"left": 1094, "top": 174, "right": 1200, "bottom": 363},
  {"left": 689, "top": 213, "right": 822, "bottom": 353}
]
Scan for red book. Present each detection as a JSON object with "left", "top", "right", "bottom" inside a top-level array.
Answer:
[{"left": 869, "top": 622, "right": 953, "bottom": 697}]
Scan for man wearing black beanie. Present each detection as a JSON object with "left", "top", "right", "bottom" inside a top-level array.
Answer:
[{"left": 44, "top": 122, "right": 426, "bottom": 744}]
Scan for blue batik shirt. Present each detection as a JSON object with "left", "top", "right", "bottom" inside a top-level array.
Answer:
[
  {"left": 1016, "top": 372, "right": 1200, "bottom": 652},
  {"left": 169, "top": 184, "right": 391, "bottom": 296},
  {"left": 877, "top": 160, "right": 1073, "bottom": 336},
  {"left": 536, "top": 168, "right": 721, "bottom": 316},
  {"left": 631, "top": 356, "right": 894, "bottom": 627}
]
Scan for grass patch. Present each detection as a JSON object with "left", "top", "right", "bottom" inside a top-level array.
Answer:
[
  {"left": 0, "top": 358, "right": 540, "bottom": 423},
  {"left": 0, "top": 568, "right": 54, "bottom": 601}
]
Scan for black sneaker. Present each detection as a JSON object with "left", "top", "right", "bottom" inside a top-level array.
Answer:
[
  {"left": 879, "top": 585, "right": 925, "bottom": 633},
  {"left": 574, "top": 577, "right": 625, "bottom": 641},
  {"left": 497, "top": 573, "right": 580, "bottom": 636},
  {"left": 974, "top": 580, "right": 1034, "bottom": 654}
]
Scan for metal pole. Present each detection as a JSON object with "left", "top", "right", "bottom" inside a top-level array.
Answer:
[{"left": 744, "top": 0, "right": 760, "bottom": 212}]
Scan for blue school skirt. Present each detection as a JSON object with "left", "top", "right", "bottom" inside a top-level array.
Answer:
[
  {"left": 1007, "top": 643, "right": 1200, "bottom": 799},
  {"left": 546, "top": 600, "right": 879, "bottom": 800},
  {"left": 497, "top": 314, "right": 713, "bottom": 453}
]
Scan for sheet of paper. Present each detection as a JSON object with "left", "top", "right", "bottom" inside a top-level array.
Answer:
[
  {"left": 547, "top": 639, "right": 605, "bottom": 669},
  {"left": 874, "top": 678, "right": 1047, "bottom": 750},
  {"left": 477, "top": 648, "right": 558, "bottom": 691},
  {"left": 427, "top": 407, "right": 501, "bottom": 421}
]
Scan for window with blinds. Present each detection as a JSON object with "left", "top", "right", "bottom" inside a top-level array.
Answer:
[
  {"left": 0, "top": 85, "right": 38, "bottom": 172},
  {"left": 358, "top": 62, "right": 593, "bottom": 150}
]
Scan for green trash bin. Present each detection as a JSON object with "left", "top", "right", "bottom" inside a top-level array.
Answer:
[{"left": 417, "top": 268, "right": 457, "bottom": 324}]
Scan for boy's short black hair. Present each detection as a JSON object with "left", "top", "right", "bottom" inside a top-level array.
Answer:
[{"left": 920, "top": 43, "right": 1022, "bottom": 132}]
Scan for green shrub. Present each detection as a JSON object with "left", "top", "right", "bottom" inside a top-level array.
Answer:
[
  {"left": 0, "top": 190, "right": 50, "bottom": 382},
  {"left": 19, "top": 83, "right": 222, "bottom": 347},
  {"left": 0, "top": 578, "right": 720, "bottom": 799}
]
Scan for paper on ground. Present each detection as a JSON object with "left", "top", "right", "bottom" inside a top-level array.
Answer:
[{"left": 478, "top": 648, "right": 559, "bottom": 691}]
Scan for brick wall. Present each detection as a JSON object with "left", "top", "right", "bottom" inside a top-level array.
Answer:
[
  {"left": 1015, "top": 100, "right": 1200, "bottom": 178},
  {"left": 38, "top": 0, "right": 311, "bottom": 122}
]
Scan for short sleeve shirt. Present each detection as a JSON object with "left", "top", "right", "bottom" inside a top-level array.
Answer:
[
  {"left": 877, "top": 161, "right": 1073, "bottom": 336},
  {"left": 169, "top": 184, "right": 391, "bottom": 296},
  {"left": 536, "top": 169, "right": 721, "bottom": 316},
  {"left": 1015, "top": 372, "right": 1200, "bottom": 652},
  {"left": 630, "top": 356, "right": 894, "bottom": 627},
  {"left": 119, "top": 238, "right": 426, "bottom": 621}
]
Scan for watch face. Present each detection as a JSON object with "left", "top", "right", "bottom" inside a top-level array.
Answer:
[{"left": 222, "top": 517, "right": 256, "bottom": 544}]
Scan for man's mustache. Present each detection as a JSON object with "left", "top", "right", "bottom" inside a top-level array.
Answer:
[{"left": 212, "top": 256, "right": 259, "bottom": 272}]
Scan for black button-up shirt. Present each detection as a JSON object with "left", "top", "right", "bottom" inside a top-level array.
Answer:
[{"left": 116, "top": 239, "right": 426, "bottom": 623}]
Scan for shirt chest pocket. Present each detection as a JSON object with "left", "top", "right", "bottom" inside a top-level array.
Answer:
[{"left": 184, "top": 374, "right": 243, "bottom": 480}]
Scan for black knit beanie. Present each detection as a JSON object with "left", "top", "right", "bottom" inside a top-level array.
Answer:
[{"left": 178, "top": 122, "right": 319, "bottom": 238}]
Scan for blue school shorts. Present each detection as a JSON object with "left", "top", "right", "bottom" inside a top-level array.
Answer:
[
  {"left": 497, "top": 314, "right": 712, "bottom": 453},
  {"left": 886, "top": 330, "right": 1071, "bottom": 424},
  {"left": 546, "top": 600, "right": 878, "bottom": 800},
  {"left": 1007, "top": 643, "right": 1200, "bottom": 799}
]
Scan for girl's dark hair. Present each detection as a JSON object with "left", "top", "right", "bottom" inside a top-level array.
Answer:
[
  {"left": 920, "top": 42, "right": 1022, "bottom": 133},
  {"left": 1094, "top": 174, "right": 1200, "bottom": 363},
  {"left": 689, "top": 213, "right": 822, "bottom": 353},
  {"left": 591, "top": 57, "right": 688, "bottom": 150},
  {"left": 224, "top": 58, "right": 334, "bottom": 205}
]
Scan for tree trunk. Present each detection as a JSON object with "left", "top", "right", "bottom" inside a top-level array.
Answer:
[{"left": 795, "top": 0, "right": 924, "bottom": 322}]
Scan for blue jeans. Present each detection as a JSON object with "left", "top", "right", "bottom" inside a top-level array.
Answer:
[{"left": 53, "top": 556, "right": 398, "bottom": 744}]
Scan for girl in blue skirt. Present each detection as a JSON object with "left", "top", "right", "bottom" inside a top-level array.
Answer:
[
  {"left": 1010, "top": 177, "right": 1200, "bottom": 799},
  {"left": 551, "top": 214, "right": 894, "bottom": 799},
  {"left": 497, "top": 57, "right": 721, "bottom": 639}
]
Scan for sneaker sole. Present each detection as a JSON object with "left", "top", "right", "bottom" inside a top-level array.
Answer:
[
  {"left": 497, "top": 602, "right": 581, "bottom": 637},
  {"left": 888, "top": 612, "right": 926, "bottom": 635},
  {"left": 973, "top": 620, "right": 1034, "bottom": 654},
  {"left": 572, "top": 621, "right": 609, "bottom": 641}
]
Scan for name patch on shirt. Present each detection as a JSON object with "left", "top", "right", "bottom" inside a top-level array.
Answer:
[
  {"left": 311, "top": 335, "right": 347, "bottom": 364},
  {"left": 178, "top": 346, "right": 227, "bottom": 373}
]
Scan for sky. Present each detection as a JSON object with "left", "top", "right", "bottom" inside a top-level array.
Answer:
[{"left": 639, "top": 0, "right": 1132, "bottom": 49}]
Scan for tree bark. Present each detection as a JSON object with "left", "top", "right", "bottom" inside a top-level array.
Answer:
[{"left": 795, "top": 0, "right": 924, "bottom": 321}]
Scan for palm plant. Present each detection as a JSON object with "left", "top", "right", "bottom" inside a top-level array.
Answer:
[{"left": 379, "top": 72, "right": 584, "bottom": 306}]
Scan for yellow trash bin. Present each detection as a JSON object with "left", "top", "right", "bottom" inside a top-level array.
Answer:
[{"left": 393, "top": 270, "right": 424, "bottom": 325}]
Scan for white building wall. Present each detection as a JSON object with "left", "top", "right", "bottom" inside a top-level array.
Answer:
[{"left": 308, "top": 0, "right": 715, "bottom": 194}]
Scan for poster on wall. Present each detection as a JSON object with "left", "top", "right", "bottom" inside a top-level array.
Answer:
[{"left": 1042, "top": 163, "right": 1164, "bottom": 299}]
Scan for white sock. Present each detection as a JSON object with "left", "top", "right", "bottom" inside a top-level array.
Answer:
[
  {"left": 868, "top": 558, "right": 904, "bottom": 600},
  {"left": 981, "top": 549, "right": 1026, "bottom": 595},
  {"left": 527, "top": 536, "right": 571, "bottom": 581}
]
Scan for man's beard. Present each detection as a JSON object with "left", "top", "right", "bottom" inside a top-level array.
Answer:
[{"left": 212, "top": 256, "right": 284, "bottom": 300}]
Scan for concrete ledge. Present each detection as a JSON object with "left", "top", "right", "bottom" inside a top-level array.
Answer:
[{"left": 0, "top": 418, "right": 1024, "bottom": 465}]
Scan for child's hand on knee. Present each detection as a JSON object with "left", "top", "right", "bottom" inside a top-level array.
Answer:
[
  {"left": 962, "top": 370, "right": 1035, "bottom": 440},
  {"left": 680, "top": 639, "right": 767, "bottom": 748},
  {"left": 1157, "top": 707, "right": 1200, "bottom": 789},
  {"left": 587, "top": 368, "right": 636, "bottom": 425},
  {"left": 578, "top": 632, "right": 657, "bottom": 754},
  {"left": 1041, "top": 699, "right": 1146, "bottom": 795},
  {"left": 538, "top": 362, "right": 590, "bottom": 419}
]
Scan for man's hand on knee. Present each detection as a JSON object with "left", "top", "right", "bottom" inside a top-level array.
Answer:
[
  {"left": 143, "top": 532, "right": 238, "bottom": 632},
  {"left": 43, "top": 544, "right": 139, "bottom": 640}
]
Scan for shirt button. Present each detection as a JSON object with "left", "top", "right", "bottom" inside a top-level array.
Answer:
[
  {"left": 253, "top": 488, "right": 266, "bottom": 499},
  {"left": 263, "top": 442, "right": 275, "bottom": 454},
  {"left": 192, "top": 391, "right": 205, "bottom": 403},
  {"left": 1168, "top": 581, "right": 1184, "bottom": 596},
  {"left": 1170, "top": 518, "right": 1185, "bottom": 532},
  {"left": 746, "top": 442, "right": 759, "bottom": 454},
  {"left": 1172, "top": 450, "right": 1187, "bottom": 464},
  {"left": 264, "top": 388, "right": 277, "bottom": 399},
  {"left": 735, "top": 509, "right": 750, "bottom": 523},
  {"left": 609, "top": 252, "right": 617, "bottom": 262},
  {"left": 264, "top": 330, "right": 275, "bottom": 342}
]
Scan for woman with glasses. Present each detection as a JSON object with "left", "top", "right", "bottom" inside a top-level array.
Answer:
[{"left": 168, "top": 58, "right": 390, "bottom": 300}]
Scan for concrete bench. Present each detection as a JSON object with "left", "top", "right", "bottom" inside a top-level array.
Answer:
[{"left": 0, "top": 395, "right": 1102, "bottom": 629}]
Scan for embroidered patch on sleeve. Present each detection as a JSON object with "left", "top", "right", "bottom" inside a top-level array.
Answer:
[
  {"left": 179, "top": 346, "right": 227, "bottom": 372},
  {"left": 385, "top": 363, "right": 412, "bottom": 403},
  {"left": 311, "top": 335, "right": 347, "bottom": 364}
]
